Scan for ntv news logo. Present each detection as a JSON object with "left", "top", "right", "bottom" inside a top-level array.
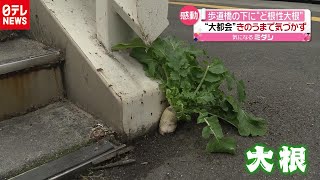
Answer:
[{"left": 0, "top": 0, "right": 30, "bottom": 30}]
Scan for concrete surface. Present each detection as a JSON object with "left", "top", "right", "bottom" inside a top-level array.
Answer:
[
  {"left": 106, "top": 0, "right": 169, "bottom": 47},
  {"left": 171, "top": 0, "right": 320, "bottom": 13},
  {"left": 14, "top": 140, "right": 114, "bottom": 180},
  {"left": 0, "top": 38, "right": 60, "bottom": 75},
  {"left": 0, "top": 38, "right": 64, "bottom": 121},
  {"left": 0, "top": 101, "right": 102, "bottom": 179},
  {"left": 0, "top": 31, "right": 22, "bottom": 42},
  {"left": 30, "top": 0, "right": 167, "bottom": 137},
  {"left": 0, "top": 38, "right": 52, "bottom": 63},
  {"left": 96, "top": 0, "right": 135, "bottom": 52},
  {"left": 0, "top": 67, "right": 64, "bottom": 121},
  {"left": 81, "top": 1, "right": 320, "bottom": 179}
]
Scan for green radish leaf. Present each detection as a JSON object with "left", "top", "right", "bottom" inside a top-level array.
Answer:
[
  {"left": 197, "top": 112, "right": 209, "bottom": 124},
  {"left": 111, "top": 38, "right": 147, "bottom": 51},
  {"left": 113, "top": 36, "right": 267, "bottom": 154},
  {"left": 237, "top": 110, "right": 267, "bottom": 136},
  {"left": 204, "top": 73, "right": 221, "bottom": 83},
  {"left": 204, "top": 116, "right": 223, "bottom": 140},
  {"left": 208, "top": 59, "right": 227, "bottom": 74},
  {"left": 130, "top": 48, "right": 158, "bottom": 78},
  {"left": 226, "top": 96, "right": 240, "bottom": 113},
  {"left": 202, "top": 126, "right": 212, "bottom": 139},
  {"left": 206, "top": 137, "right": 236, "bottom": 154},
  {"left": 226, "top": 72, "right": 235, "bottom": 91},
  {"left": 237, "top": 80, "right": 246, "bottom": 103}
]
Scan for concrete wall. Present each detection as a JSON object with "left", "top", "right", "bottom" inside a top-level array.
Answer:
[
  {"left": 0, "top": 67, "right": 64, "bottom": 120},
  {"left": 30, "top": 0, "right": 167, "bottom": 138}
]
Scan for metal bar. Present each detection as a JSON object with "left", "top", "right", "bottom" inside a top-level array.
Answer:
[
  {"left": 11, "top": 141, "right": 114, "bottom": 180},
  {"left": 92, "top": 146, "right": 134, "bottom": 165}
]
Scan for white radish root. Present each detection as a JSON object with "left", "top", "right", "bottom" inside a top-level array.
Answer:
[{"left": 159, "top": 106, "right": 177, "bottom": 135}]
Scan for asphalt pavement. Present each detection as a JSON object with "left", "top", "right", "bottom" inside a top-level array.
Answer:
[{"left": 82, "top": 1, "right": 320, "bottom": 179}]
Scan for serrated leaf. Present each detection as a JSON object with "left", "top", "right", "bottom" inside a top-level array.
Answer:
[
  {"left": 202, "top": 126, "right": 212, "bottom": 139},
  {"left": 190, "top": 66, "right": 204, "bottom": 79},
  {"left": 237, "top": 80, "right": 246, "bottom": 103},
  {"left": 146, "top": 61, "right": 157, "bottom": 77},
  {"left": 204, "top": 73, "right": 221, "bottom": 82},
  {"left": 111, "top": 38, "right": 147, "bottom": 51},
  {"left": 167, "top": 55, "right": 188, "bottom": 71},
  {"left": 179, "top": 68, "right": 190, "bottom": 77},
  {"left": 130, "top": 48, "right": 161, "bottom": 78},
  {"left": 206, "top": 137, "right": 236, "bottom": 154},
  {"left": 181, "top": 91, "right": 195, "bottom": 102},
  {"left": 220, "top": 100, "right": 229, "bottom": 112},
  {"left": 208, "top": 65, "right": 226, "bottom": 74},
  {"left": 196, "top": 91, "right": 215, "bottom": 105},
  {"left": 197, "top": 112, "right": 209, "bottom": 124},
  {"left": 205, "top": 116, "right": 223, "bottom": 139},
  {"left": 225, "top": 73, "right": 235, "bottom": 91},
  {"left": 130, "top": 48, "right": 153, "bottom": 64},
  {"left": 237, "top": 110, "right": 267, "bottom": 136},
  {"left": 223, "top": 116, "right": 239, "bottom": 129},
  {"left": 170, "top": 71, "right": 180, "bottom": 81},
  {"left": 180, "top": 81, "right": 192, "bottom": 91},
  {"left": 208, "top": 59, "right": 227, "bottom": 74},
  {"left": 152, "top": 39, "right": 167, "bottom": 59},
  {"left": 226, "top": 96, "right": 239, "bottom": 113},
  {"left": 186, "top": 46, "right": 206, "bottom": 63},
  {"left": 163, "top": 36, "right": 185, "bottom": 50},
  {"left": 202, "top": 60, "right": 210, "bottom": 66}
]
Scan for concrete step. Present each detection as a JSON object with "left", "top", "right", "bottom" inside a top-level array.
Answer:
[
  {"left": 0, "top": 100, "right": 105, "bottom": 179},
  {"left": 0, "top": 38, "right": 64, "bottom": 121}
]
